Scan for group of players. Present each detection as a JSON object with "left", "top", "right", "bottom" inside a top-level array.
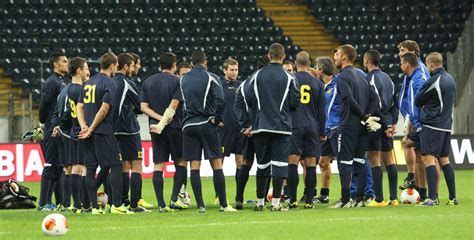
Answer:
[{"left": 36, "top": 39, "right": 458, "bottom": 214}]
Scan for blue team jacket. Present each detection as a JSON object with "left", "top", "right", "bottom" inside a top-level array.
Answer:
[
  {"left": 415, "top": 67, "right": 456, "bottom": 132},
  {"left": 180, "top": 65, "right": 225, "bottom": 130}
]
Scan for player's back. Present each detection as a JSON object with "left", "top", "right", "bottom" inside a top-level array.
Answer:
[
  {"left": 249, "top": 63, "right": 299, "bottom": 134},
  {"left": 180, "top": 65, "right": 224, "bottom": 128},
  {"left": 113, "top": 73, "right": 141, "bottom": 134},
  {"left": 141, "top": 72, "right": 182, "bottom": 129},
  {"left": 337, "top": 66, "right": 370, "bottom": 129},
  {"left": 368, "top": 69, "right": 395, "bottom": 125},
  {"left": 81, "top": 72, "right": 117, "bottom": 135},
  {"left": 292, "top": 71, "right": 325, "bottom": 130},
  {"left": 417, "top": 68, "right": 456, "bottom": 131}
]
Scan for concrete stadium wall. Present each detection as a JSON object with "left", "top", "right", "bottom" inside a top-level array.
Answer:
[{"left": 449, "top": 8, "right": 474, "bottom": 134}]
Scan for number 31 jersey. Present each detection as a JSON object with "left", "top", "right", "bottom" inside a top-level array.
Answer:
[
  {"left": 292, "top": 71, "right": 326, "bottom": 135},
  {"left": 78, "top": 72, "right": 117, "bottom": 135}
]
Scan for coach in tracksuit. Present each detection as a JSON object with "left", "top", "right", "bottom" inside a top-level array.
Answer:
[
  {"left": 399, "top": 52, "right": 429, "bottom": 200},
  {"left": 364, "top": 50, "right": 399, "bottom": 206},
  {"left": 245, "top": 43, "right": 300, "bottom": 211},
  {"left": 415, "top": 52, "right": 457, "bottom": 206},
  {"left": 113, "top": 53, "right": 146, "bottom": 212},
  {"left": 331, "top": 45, "right": 381, "bottom": 208},
  {"left": 398, "top": 40, "right": 430, "bottom": 194},
  {"left": 38, "top": 52, "right": 68, "bottom": 211},
  {"left": 180, "top": 50, "right": 236, "bottom": 213}
]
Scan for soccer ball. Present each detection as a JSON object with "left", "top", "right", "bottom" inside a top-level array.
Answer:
[
  {"left": 267, "top": 187, "right": 273, "bottom": 201},
  {"left": 97, "top": 191, "right": 108, "bottom": 208},
  {"left": 178, "top": 191, "right": 191, "bottom": 206},
  {"left": 41, "top": 213, "right": 68, "bottom": 236},
  {"left": 400, "top": 188, "right": 420, "bottom": 204}
]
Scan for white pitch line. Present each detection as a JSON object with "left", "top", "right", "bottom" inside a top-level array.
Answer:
[{"left": 0, "top": 213, "right": 471, "bottom": 235}]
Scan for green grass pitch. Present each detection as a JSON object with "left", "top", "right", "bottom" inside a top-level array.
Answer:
[{"left": 1, "top": 170, "right": 473, "bottom": 239}]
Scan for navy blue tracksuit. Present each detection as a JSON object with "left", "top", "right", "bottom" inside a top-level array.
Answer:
[
  {"left": 180, "top": 65, "right": 225, "bottom": 161},
  {"left": 245, "top": 63, "right": 300, "bottom": 178},
  {"left": 415, "top": 67, "right": 456, "bottom": 157}
]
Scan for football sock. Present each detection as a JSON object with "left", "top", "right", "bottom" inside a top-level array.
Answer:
[
  {"left": 81, "top": 177, "right": 91, "bottom": 209},
  {"left": 70, "top": 174, "right": 82, "bottom": 209},
  {"left": 407, "top": 172, "right": 415, "bottom": 181},
  {"left": 190, "top": 170, "right": 204, "bottom": 208},
  {"left": 426, "top": 165, "right": 438, "bottom": 200},
  {"left": 109, "top": 164, "right": 123, "bottom": 208},
  {"left": 256, "top": 176, "right": 267, "bottom": 199},
  {"left": 122, "top": 172, "right": 130, "bottom": 203},
  {"left": 171, "top": 166, "right": 187, "bottom": 202},
  {"left": 288, "top": 164, "right": 299, "bottom": 202},
  {"left": 257, "top": 198, "right": 265, "bottom": 206},
  {"left": 130, "top": 172, "right": 141, "bottom": 208},
  {"left": 214, "top": 169, "right": 228, "bottom": 208},
  {"left": 385, "top": 164, "right": 398, "bottom": 200},
  {"left": 418, "top": 187, "right": 427, "bottom": 201},
  {"left": 236, "top": 164, "right": 250, "bottom": 202},
  {"left": 272, "top": 177, "right": 283, "bottom": 200},
  {"left": 283, "top": 185, "right": 288, "bottom": 197},
  {"left": 272, "top": 198, "right": 281, "bottom": 207},
  {"left": 338, "top": 162, "right": 352, "bottom": 203},
  {"left": 305, "top": 166, "right": 316, "bottom": 204},
  {"left": 321, "top": 188, "right": 330, "bottom": 196},
  {"left": 62, "top": 174, "right": 71, "bottom": 207},
  {"left": 235, "top": 168, "right": 240, "bottom": 186},
  {"left": 152, "top": 171, "right": 166, "bottom": 208},
  {"left": 354, "top": 162, "right": 366, "bottom": 202},
  {"left": 86, "top": 168, "right": 99, "bottom": 209},
  {"left": 96, "top": 167, "right": 108, "bottom": 189},
  {"left": 442, "top": 164, "right": 456, "bottom": 199},
  {"left": 371, "top": 166, "right": 383, "bottom": 202}
]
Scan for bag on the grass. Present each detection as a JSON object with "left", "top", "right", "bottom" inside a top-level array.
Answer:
[{"left": 0, "top": 179, "right": 37, "bottom": 209}]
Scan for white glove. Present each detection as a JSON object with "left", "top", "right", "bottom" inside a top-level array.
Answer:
[{"left": 364, "top": 116, "right": 381, "bottom": 132}]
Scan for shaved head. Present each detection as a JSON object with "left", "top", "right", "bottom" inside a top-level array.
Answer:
[
  {"left": 295, "top": 51, "right": 311, "bottom": 66},
  {"left": 426, "top": 52, "right": 443, "bottom": 67}
]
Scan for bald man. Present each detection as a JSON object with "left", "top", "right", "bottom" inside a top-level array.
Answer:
[
  {"left": 415, "top": 52, "right": 457, "bottom": 206},
  {"left": 286, "top": 51, "right": 326, "bottom": 209}
]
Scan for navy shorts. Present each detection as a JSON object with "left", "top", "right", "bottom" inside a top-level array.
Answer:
[
  {"left": 116, "top": 134, "right": 143, "bottom": 161},
  {"left": 182, "top": 123, "right": 222, "bottom": 161},
  {"left": 151, "top": 128, "right": 183, "bottom": 163},
  {"left": 408, "top": 128, "right": 421, "bottom": 151},
  {"left": 69, "top": 139, "right": 85, "bottom": 165},
  {"left": 338, "top": 127, "right": 367, "bottom": 163},
  {"left": 220, "top": 130, "right": 243, "bottom": 156},
  {"left": 289, "top": 127, "right": 321, "bottom": 158},
  {"left": 321, "top": 128, "right": 339, "bottom": 158},
  {"left": 366, "top": 129, "right": 393, "bottom": 152},
  {"left": 242, "top": 136, "right": 255, "bottom": 162},
  {"left": 420, "top": 127, "right": 451, "bottom": 157},
  {"left": 253, "top": 132, "right": 289, "bottom": 178},
  {"left": 83, "top": 134, "right": 122, "bottom": 169},
  {"left": 40, "top": 131, "right": 60, "bottom": 166},
  {"left": 58, "top": 135, "right": 71, "bottom": 166}
]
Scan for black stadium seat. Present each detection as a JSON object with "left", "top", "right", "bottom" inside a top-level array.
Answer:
[{"left": 0, "top": 1, "right": 299, "bottom": 97}]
